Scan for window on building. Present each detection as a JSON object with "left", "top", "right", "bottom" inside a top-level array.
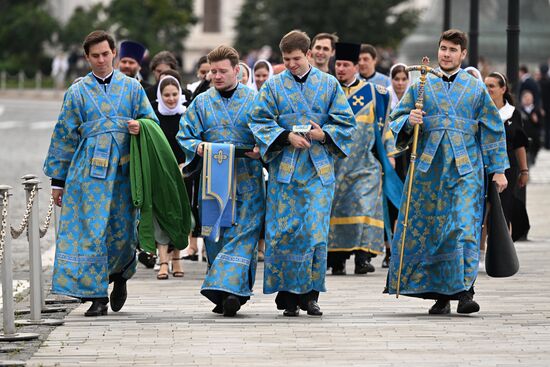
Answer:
[{"left": 203, "top": 0, "right": 221, "bottom": 33}]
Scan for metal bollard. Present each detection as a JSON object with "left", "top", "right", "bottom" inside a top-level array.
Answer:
[
  {"left": 0, "top": 70, "right": 6, "bottom": 90},
  {"left": 17, "top": 71, "right": 24, "bottom": 90},
  {"left": 14, "top": 179, "right": 64, "bottom": 326},
  {"left": 0, "top": 185, "right": 39, "bottom": 341}
]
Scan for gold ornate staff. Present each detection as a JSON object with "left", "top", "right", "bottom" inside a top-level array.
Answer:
[{"left": 396, "top": 57, "right": 443, "bottom": 298}]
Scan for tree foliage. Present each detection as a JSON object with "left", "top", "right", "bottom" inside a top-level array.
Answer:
[
  {"left": 59, "top": 4, "right": 108, "bottom": 50},
  {"left": 106, "top": 0, "right": 196, "bottom": 55},
  {"left": 0, "top": 0, "right": 59, "bottom": 72},
  {"left": 235, "top": 0, "right": 419, "bottom": 56}
]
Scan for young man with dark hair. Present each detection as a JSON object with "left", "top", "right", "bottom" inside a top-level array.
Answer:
[
  {"left": 44, "top": 30, "right": 157, "bottom": 317},
  {"left": 249, "top": 30, "right": 356, "bottom": 317},
  {"left": 310, "top": 33, "right": 338, "bottom": 75},
  {"left": 177, "top": 45, "right": 265, "bottom": 317},
  {"left": 386, "top": 29, "right": 509, "bottom": 314},
  {"left": 358, "top": 44, "right": 390, "bottom": 87}
]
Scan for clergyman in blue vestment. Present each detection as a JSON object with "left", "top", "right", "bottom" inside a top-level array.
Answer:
[
  {"left": 43, "top": 31, "right": 157, "bottom": 317},
  {"left": 386, "top": 29, "right": 509, "bottom": 315},
  {"left": 177, "top": 45, "right": 265, "bottom": 317},
  {"left": 249, "top": 30, "right": 356, "bottom": 317}
]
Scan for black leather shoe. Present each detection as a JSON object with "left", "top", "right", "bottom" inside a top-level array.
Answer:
[
  {"left": 212, "top": 304, "right": 223, "bottom": 314},
  {"left": 84, "top": 300, "right": 108, "bottom": 317},
  {"left": 354, "top": 261, "right": 375, "bottom": 274},
  {"left": 457, "top": 293, "right": 480, "bottom": 314},
  {"left": 110, "top": 279, "right": 127, "bottom": 312},
  {"left": 181, "top": 253, "right": 199, "bottom": 261},
  {"left": 222, "top": 295, "right": 241, "bottom": 317},
  {"left": 306, "top": 300, "right": 323, "bottom": 316},
  {"left": 428, "top": 299, "right": 451, "bottom": 315},
  {"left": 331, "top": 263, "right": 346, "bottom": 275},
  {"left": 283, "top": 306, "right": 300, "bottom": 317},
  {"left": 138, "top": 251, "right": 157, "bottom": 268}
]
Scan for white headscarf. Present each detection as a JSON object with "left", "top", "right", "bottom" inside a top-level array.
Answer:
[
  {"left": 387, "top": 63, "right": 410, "bottom": 110},
  {"left": 464, "top": 66, "right": 483, "bottom": 81},
  {"left": 251, "top": 59, "right": 274, "bottom": 91},
  {"left": 238, "top": 61, "right": 255, "bottom": 89},
  {"left": 156, "top": 75, "right": 186, "bottom": 116}
]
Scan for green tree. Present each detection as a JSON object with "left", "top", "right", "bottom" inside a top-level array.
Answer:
[
  {"left": 106, "top": 0, "right": 196, "bottom": 55},
  {"left": 59, "top": 4, "right": 108, "bottom": 50},
  {"left": 235, "top": 0, "right": 419, "bottom": 57},
  {"left": 0, "top": 0, "right": 59, "bottom": 73}
]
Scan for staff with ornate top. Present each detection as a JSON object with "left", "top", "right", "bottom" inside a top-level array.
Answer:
[{"left": 395, "top": 57, "right": 443, "bottom": 298}]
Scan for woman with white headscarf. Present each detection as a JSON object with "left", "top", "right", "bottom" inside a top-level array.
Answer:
[
  {"left": 238, "top": 61, "right": 255, "bottom": 89},
  {"left": 384, "top": 63, "right": 410, "bottom": 268},
  {"left": 153, "top": 74, "right": 188, "bottom": 279},
  {"left": 252, "top": 59, "right": 274, "bottom": 91},
  {"left": 387, "top": 63, "right": 410, "bottom": 110}
]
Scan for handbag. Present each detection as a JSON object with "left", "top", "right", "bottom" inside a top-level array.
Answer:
[{"left": 486, "top": 181, "right": 520, "bottom": 277}]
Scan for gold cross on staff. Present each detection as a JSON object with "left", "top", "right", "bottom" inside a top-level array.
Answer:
[
  {"left": 214, "top": 150, "right": 228, "bottom": 164},
  {"left": 352, "top": 95, "right": 364, "bottom": 106}
]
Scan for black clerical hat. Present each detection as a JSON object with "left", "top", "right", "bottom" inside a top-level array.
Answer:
[
  {"left": 119, "top": 40, "right": 146, "bottom": 63},
  {"left": 335, "top": 42, "right": 361, "bottom": 63}
]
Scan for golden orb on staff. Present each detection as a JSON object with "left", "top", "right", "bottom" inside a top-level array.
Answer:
[{"left": 395, "top": 57, "right": 443, "bottom": 298}]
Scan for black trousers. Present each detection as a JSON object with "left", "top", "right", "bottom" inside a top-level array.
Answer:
[{"left": 275, "top": 290, "right": 319, "bottom": 310}]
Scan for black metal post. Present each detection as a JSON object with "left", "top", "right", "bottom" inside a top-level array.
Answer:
[
  {"left": 469, "top": 0, "right": 479, "bottom": 67},
  {"left": 443, "top": 0, "right": 451, "bottom": 31},
  {"left": 507, "top": 0, "right": 520, "bottom": 96}
]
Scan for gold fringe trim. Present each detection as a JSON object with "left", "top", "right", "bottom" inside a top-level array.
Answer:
[{"left": 91, "top": 158, "right": 109, "bottom": 167}]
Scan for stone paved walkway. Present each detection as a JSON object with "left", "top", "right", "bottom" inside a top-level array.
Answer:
[{"left": 24, "top": 151, "right": 550, "bottom": 366}]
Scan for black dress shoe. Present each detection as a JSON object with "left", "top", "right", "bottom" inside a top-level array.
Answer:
[
  {"left": 181, "top": 253, "right": 199, "bottom": 261},
  {"left": 212, "top": 304, "right": 223, "bottom": 314},
  {"left": 84, "top": 300, "right": 108, "bottom": 317},
  {"left": 306, "top": 300, "right": 323, "bottom": 316},
  {"left": 457, "top": 293, "right": 480, "bottom": 314},
  {"left": 222, "top": 295, "right": 241, "bottom": 317},
  {"left": 428, "top": 299, "right": 451, "bottom": 315},
  {"left": 331, "top": 263, "right": 346, "bottom": 275},
  {"left": 283, "top": 306, "right": 300, "bottom": 317},
  {"left": 110, "top": 279, "right": 127, "bottom": 312},
  {"left": 354, "top": 261, "right": 375, "bottom": 274},
  {"left": 138, "top": 251, "right": 157, "bottom": 268}
]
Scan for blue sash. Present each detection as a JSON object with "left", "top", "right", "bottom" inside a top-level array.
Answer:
[
  {"left": 275, "top": 72, "right": 335, "bottom": 185},
  {"left": 79, "top": 72, "right": 132, "bottom": 180},
  {"left": 201, "top": 143, "right": 236, "bottom": 242},
  {"left": 349, "top": 84, "right": 403, "bottom": 208}
]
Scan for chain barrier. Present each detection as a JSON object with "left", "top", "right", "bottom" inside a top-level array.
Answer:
[
  {"left": 10, "top": 184, "right": 37, "bottom": 239},
  {"left": 39, "top": 195, "right": 55, "bottom": 238},
  {"left": 0, "top": 191, "right": 8, "bottom": 264}
]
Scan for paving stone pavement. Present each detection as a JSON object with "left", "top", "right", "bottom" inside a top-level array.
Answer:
[
  {"left": 1, "top": 92, "right": 549, "bottom": 366},
  {"left": 22, "top": 150, "right": 550, "bottom": 367}
]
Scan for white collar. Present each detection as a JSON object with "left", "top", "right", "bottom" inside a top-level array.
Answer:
[
  {"left": 498, "top": 101, "right": 515, "bottom": 122},
  {"left": 441, "top": 68, "right": 461, "bottom": 78},
  {"left": 343, "top": 78, "right": 357, "bottom": 87},
  {"left": 92, "top": 70, "right": 114, "bottom": 82},
  {"left": 296, "top": 65, "right": 312, "bottom": 80}
]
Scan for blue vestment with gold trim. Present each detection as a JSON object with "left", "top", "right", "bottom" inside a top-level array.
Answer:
[
  {"left": 177, "top": 84, "right": 265, "bottom": 305},
  {"left": 248, "top": 67, "right": 356, "bottom": 296},
  {"left": 329, "top": 81, "right": 401, "bottom": 255},
  {"left": 387, "top": 69, "right": 509, "bottom": 297},
  {"left": 43, "top": 70, "right": 157, "bottom": 298}
]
